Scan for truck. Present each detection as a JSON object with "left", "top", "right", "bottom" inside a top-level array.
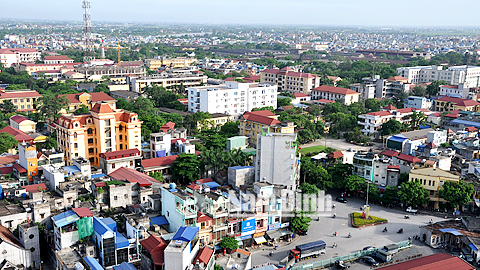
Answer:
[
  {"left": 406, "top": 207, "right": 418, "bottom": 213},
  {"left": 279, "top": 240, "right": 326, "bottom": 269}
]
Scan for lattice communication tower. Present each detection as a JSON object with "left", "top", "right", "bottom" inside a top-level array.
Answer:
[{"left": 82, "top": 0, "right": 94, "bottom": 62}]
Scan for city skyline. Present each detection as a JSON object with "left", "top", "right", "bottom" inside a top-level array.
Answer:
[{"left": 3, "top": 0, "right": 480, "bottom": 27}]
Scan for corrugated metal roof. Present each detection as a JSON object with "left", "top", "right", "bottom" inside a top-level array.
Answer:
[
  {"left": 83, "top": 257, "right": 103, "bottom": 270},
  {"left": 51, "top": 210, "right": 79, "bottom": 228}
]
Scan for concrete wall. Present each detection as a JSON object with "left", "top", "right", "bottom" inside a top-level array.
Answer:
[
  {"left": 228, "top": 166, "right": 255, "bottom": 189},
  {"left": 19, "top": 224, "right": 40, "bottom": 267},
  {"left": 108, "top": 184, "right": 132, "bottom": 208}
]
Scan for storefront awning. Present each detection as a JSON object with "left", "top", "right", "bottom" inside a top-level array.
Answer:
[
  {"left": 266, "top": 230, "right": 282, "bottom": 239},
  {"left": 254, "top": 236, "right": 267, "bottom": 244},
  {"left": 280, "top": 229, "right": 291, "bottom": 236}
]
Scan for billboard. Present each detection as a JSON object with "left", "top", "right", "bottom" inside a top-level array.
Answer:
[{"left": 241, "top": 218, "right": 255, "bottom": 236}]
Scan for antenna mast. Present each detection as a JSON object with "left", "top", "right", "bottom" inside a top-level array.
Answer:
[{"left": 82, "top": 0, "right": 94, "bottom": 62}]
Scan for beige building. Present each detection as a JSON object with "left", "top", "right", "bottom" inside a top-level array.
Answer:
[
  {"left": 145, "top": 57, "right": 197, "bottom": 69},
  {"left": 311, "top": 85, "right": 360, "bottom": 105},
  {"left": 0, "top": 89, "right": 42, "bottom": 112},
  {"left": 15, "top": 62, "right": 79, "bottom": 75},
  {"left": 409, "top": 167, "right": 460, "bottom": 208},
  {"left": 129, "top": 73, "right": 208, "bottom": 92},
  {"left": 62, "top": 92, "right": 117, "bottom": 113},
  {"left": 9, "top": 115, "right": 36, "bottom": 133},
  {"left": 260, "top": 67, "right": 319, "bottom": 94},
  {"left": 238, "top": 110, "right": 295, "bottom": 145},
  {"left": 196, "top": 113, "right": 235, "bottom": 130},
  {"left": 44, "top": 55, "right": 74, "bottom": 64},
  {"left": 55, "top": 103, "right": 142, "bottom": 167}
]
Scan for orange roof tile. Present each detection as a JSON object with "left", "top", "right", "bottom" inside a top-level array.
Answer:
[{"left": 312, "top": 85, "right": 359, "bottom": 95}]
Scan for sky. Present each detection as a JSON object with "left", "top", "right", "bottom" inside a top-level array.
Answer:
[{"left": 2, "top": 0, "right": 480, "bottom": 27}]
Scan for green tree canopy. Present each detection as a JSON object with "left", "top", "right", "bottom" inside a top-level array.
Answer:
[
  {"left": 364, "top": 99, "right": 381, "bottom": 112},
  {"left": 412, "top": 85, "right": 426, "bottom": 96},
  {"left": 277, "top": 97, "right": 292, "bottom": 107},
  {"left": 219, "top": 121, "right": 239, "bottom": 138},
  {"left": 398, "top": 180, "right": 430, "bottom": 206},
  {"left": 73, "top": 104, "right": 89, "bottom": 115},
  {"left": 171, "top": 153, "right": 201, "bottom": 184},
  {"left": 438, "top": 180, "right": 474, "bottom": 209},
  {"left": 381, "top": 186, "right": 399, "bottom": 205},
  {"left": 381, "top": 119, "right": 404, "bottom": 136},
  {"left": 204, "top": 133, "right": 227, "bottom": 150},
  {"left": 291, "top": 212, "right": 312, "bottom": 233},
  {"left": 343, "top": 175, "right": 367, "bottom": 192},
  {"left": 219, "top": 236, "right": 238, "bottom": 250},
  {"left": 329, "top": 163, "right": 353, "bottom": 188},
  {"left": 426, "top": 80, "right": 449, "bottom": 96},
  {"left": 300, "top": 157, "right": 332, "bottom": 190},
  {"left": 36, "top": 93, "right": 69, "bottom": 121},
  {"left": 148, "top": 171, "right": 164, "bottom": 182},
  {"left": 299, "top": 182, "right": 320, "bottom": 194},
  {"left": 0, "top": 132, "right": 17, "bottom": 154},
  {"left": 94, "top": 83, "right": 109, "bottom": 93},
  {"left": 0, "top": 100, "right": 16, "bottom": 114},
  {"left": 408, "top": 111, "right": 427, "bottom": 130}
]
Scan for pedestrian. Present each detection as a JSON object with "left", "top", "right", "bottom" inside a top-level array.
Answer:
[
  {"left": 334, "top": 231, "right": 337, "bottom": 236},
  {"left": 275, "top": 245, "right": 278, "bottom": 250}
]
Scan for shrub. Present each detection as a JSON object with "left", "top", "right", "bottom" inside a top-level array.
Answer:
[{"left": 352, "top": 212, "right": 387, "bottom": 226}]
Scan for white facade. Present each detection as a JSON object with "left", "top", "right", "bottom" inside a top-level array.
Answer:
[
  {"left": 255, "top": 133, "right": 300, "bottom": 191},
  {"left": 403, "top": 96, "right": 433, "bottom": 109},
  {"left": 19, "top": 223, "right": 40, "bottom": 269},
  {"left": 164, "top": 238, "right": 200, "bottom": 270},
  {"left": 427, "top": 130, "right": 448, "bottom": 146},
  {"left": 188, "top": 82, "right": 277, "bottom": 117},
  {"left": 42, "top": 164, "right": 65, "bottom": 191},
  {"left": 439, "top": 84, "right": 476, "bottom": 99},
  {"left": 150, "top": 132, "right": 172, "bottom": 158},
  {"left": 397, "top": 65, "right": 480, "bottom": 88}
]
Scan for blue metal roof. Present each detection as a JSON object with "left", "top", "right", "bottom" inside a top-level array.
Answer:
[
  {"left": 203, "top": 181, "right": 221, "bottom": 189},
  {"left": 388, "top": 136, "right": 408, "bottom": 143},
  {"left": 439, "top": 228, "right": 462, "bottom": 235},
  {"left": 229, "top": 166, "right": 255, "bottom": 170},
  {"left": 91, "top": 173, "right": 105, "bottom": 179},
  {"left": 115, "top": 232, "right": 129, "bottom": 249},
  {"left": 150, "top": 216, "right": 169, "bottom": 226},
  {"left": 451, "top": 119, "right": 480, "bottom": 128},
  {"left": 172, "top": 226, "right": 199, "bottom": 242},
  {"left": 83, "top": 257, "right": 103, "bottom": 270},
  {"left": 114, "top": 262, "right": 137, "bottom": 270},
  {"left": 63, "top": 165, "right": 81, "bottom": 174},
  {"left": 470, "top": 243, "right": 478, "bottom": 251},
  {"left": 101, "top": 218, "right": 117, "bottom": 232},
  {"left": 52, "top": 210, "right": 79, "bottom": 228},
  {"left": 93, "top": 216, "right": 113, "bottom": 236}
]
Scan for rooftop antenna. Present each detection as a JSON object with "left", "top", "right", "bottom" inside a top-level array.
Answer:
[{"left": 82, "top": 0, "right": 94, "bottom": 62}]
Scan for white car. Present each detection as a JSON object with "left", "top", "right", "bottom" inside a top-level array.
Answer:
[{"left": 406, "top": 207, "right": 418, "bottom": 213}]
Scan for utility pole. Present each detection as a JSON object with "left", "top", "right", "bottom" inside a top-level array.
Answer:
[{"left": 82, "top": 0, "right": 94, "bottom": 62}]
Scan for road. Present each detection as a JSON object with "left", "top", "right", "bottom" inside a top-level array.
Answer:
[
  {"left": 301, "top": 138, "right": 384, "bottom": 152},
  {"left": 251, "top": 192, "right": 445, "bottom": 268}
]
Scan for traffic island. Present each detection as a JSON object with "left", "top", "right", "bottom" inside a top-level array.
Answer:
[{"left": 351, "top": 212, "right": 388, "bottom": 228}]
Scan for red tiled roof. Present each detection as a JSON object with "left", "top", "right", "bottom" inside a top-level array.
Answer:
[
  {"left": 197, "top": 211, "right": 213, "bottom": 223},
  {"left": 286, "top": 72, "right": 318, "bottom": 79},
  {"left": 431, "top": 112, "right": 442, "bottom": 117},
  {"left": 187, "top": 183, "right": 201, "bottom": 191},
  {"left": 0, "top": 225, "right": 23, "bottom": 248},
  {"left": 384, "top": 105, "right": 397, "bottom": 110},
  {"left": 397, "top": 153, "right": 421, "bottom": 163},
  {"left": 193, "top": 246, "right": 214, "bottom": 265},
  {"left": 9, "top": 115, "right": 31, "bottom": 124},
  {"left": 72, "top": 207, "right": 93, "bottom": 217},
  {"left": 44, "top": 55, "right": 73, "bottom": 61},
  {"left": 64, "top": 92, "right": 116, "bottom": 104},
  {"left": 387, "top": 165, "right": 400, "bottom": 169},
  {"left": 315, "top": 99, "right": 335, "bottom": 104},
  {"left": 443, "top": 113, "right": 458, "bottom": 118},
  {"left": 161, "top": 121, "right": 175, "bottom": 132},
  {"left": 242, "top": 111, "right": 281, "bottom": 126},
  {"left": 140, "top": 235, "right": 168, "bottom": 266},
  {"left": 142, "top": 155, "right": 179, "bottom": 169},
  {"left": 0, "top": 126, "right": 34, "bottom": 142},
  {"left": 109, "top": 167, "right": 161, "bottom": 184},
  {"left": 366, "top": 111, "right": 392, "bottom": 117},
  {"left": 397, "top": 108, "right": 415, "bottom": 114},
  {"left": 380, "top": 150, "right": 399, "bottom": 157},
  {"left": 465, "top": 126, "right": 478, "bottom": 132},
  {"left": 437, "top": 96, "right": 480, "bottom": 107},
  {"left": 232, "top": 248, "right": 250, "bottom": 256},
  {"left": 99, "top": 148, "right": 140, "bottom": 160},
  {"left": 0, "top": 167, "right": 13, "bottom": 175},
  {"left": 94, "top": 182, "right": 106, "bottom": 187},
  {"left": 22, "top": 183, "right": 47, "bottom": 193},
  {"left": 0, "top": 48, "right": 38, "bottom": 54},
  {"left": 386, "top": 76, "right": 408, "bottom": 81},
  {"left": 127, "top": 178, "right": 153, "bottom": 187},
  {"left": 0, "top": 155, "right": 19, "bottom": 166},
  {"left": 171, "top": 138, "right": 186, "bottom": 145},
  {"left": 196, "top": 178, "right": 213, "bottom": 184},
  {"left": 91, "top": 103, "right": 115, "bottom": 113},
  {"left": 425, "top": 142, "right": 436, "bottom": 148},
  {"left": 225, "top": 77, "right": 235, "bottom": 81},
  {"left": 377, "top": 253, "right": 474, "bottom": 270},
  {"left": 18, "top": 62, "right": 80, "bottom": 67},
  {"left": 0, "top": 90, "right": 42, "bottom": 99},
  {"left": 441, "top": 85, "right": 458, "bottom": 89},
  {"left": 247, "top": 110, "right": 276, "bottom": 117},
  {"left": 294, "top": 93, "right": 309, "bottom": 98},
  {"left": 327, "top": 151, "right": 343, "bottom": 159},
  {"left": 312, "top": 85, "right": 359, "bottom": 95}
]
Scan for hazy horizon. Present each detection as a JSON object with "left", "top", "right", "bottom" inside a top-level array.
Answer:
[{"left": 2, "top": 0, "right": 480, "bottom": 27}]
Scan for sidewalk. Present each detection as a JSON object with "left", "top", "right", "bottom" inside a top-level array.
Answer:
[{"left": 247, "top": 234, "right": 300, "bottom": 254}]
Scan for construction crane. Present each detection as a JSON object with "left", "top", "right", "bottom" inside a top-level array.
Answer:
[{"left": 99, "top": 43, "right": 125, "bottom": 66}]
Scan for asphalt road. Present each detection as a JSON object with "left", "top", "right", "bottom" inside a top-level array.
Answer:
[
  {"left": 251, "top": 192, "right": 445, "bottom": 268},
  {"left": 300, "top": 138, "right": 384, "bottom": 152}
]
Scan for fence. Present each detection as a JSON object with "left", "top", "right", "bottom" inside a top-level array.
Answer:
[{"left": 289, "top": 240, "right": 412, "bottom": 270}]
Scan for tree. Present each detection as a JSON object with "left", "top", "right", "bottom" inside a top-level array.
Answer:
[
  {"left": 300, "top": 157, "right": 332, "bottom": 190},
  {"left": 36, "top": 93, "right": 69, "bottom": 121},
  {"left": 343, "top": 175, "right": 366, "bottom": 192},
  {"left": 0, "top": 100, "right": 16, "bottom": 114},
  {"left": 219, "top": 121, "right": 239, "bottom": 138},
  {"left": 218, "top": 236, "right": 238, "bottom": 250},
  {"left": 365, "top": 99, "right": 381, "bottom": 112},
  {"left": 398, "top": 180, "right": 430, "bottom": 206},
  {"left": 291, "top": 212, "right": 312, "bottom": 233},
  {"left": 95, "top": 83, "right": 109, "bottom": 93},
  {"left": 37, "top": 132, "right": 57, "bottom": 150},
  {"left": 277, "top": 97, "right": 292, "bottom": 107},
  {"left": 0, "top": 132, "right": 17, "bottom": 154},
  {"left": 438, "top": 180, "right": 474, "bottom": 209},
  {"left": 381, "top": 186, "right": 399, "bottom": 206},
  {"left": 204, "top": 133, "right": 227, "bottom": 150},
  {"left": 73, "top": 104, "right": 89, "bottom": 115},
  {"left": 308, "top": 105, "right": 322, "bottom": 116},
  {"left": 329, "top": 163, "right": 353, "bottom": 188},
  {"left": 367, "top": 185, "right": 381, "bottom": 203},
  {"left": 170, "top": 153, "right": 201, "bottom": 184},
  {"left": 299, "top": 182, "right": 319, "bottom": 194},
  {"left": 426, "top": 80, "right": 449, "bottom": 96},
  {"left": 412, "top": 85, "right": 426, "bottom": 96},
  {"left": 409, "top": 111, "right": 427, "bottom": 130},
  {"left": 381, "top": 119, "right": 404, "bottom": 136},
  {"left": 252, "top": 106, "right": 274, "bottom": 113},
  {"left": 149, "top": 171, "right": 164, "bottom": 182}
]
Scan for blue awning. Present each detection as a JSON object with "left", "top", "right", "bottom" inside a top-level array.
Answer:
[
  {"left": 116, "top": 232, "right": 129, "bottom": 249},
  {"left": 150, "top": 216, "right": 169, "bottom": 226},
  {"left": 91, "top": 173, "right": 105, "bottom": 179},
  {"left": 52, "top": 210, "right": 80, "bottom": 228},
  {"left": 114, "top": 262, "right": 137, "bottom": 270},
  {"left": 470, "top": 244, "right": 478, "bottom": 251},
  {"left": 93, "top": 216, "right": 114, "bottom": 236},
  {"left": 83, "top": 257, "right": 103, "bottom": 270},
  {"left": 172, "top": 226, "right": 199, "bottom": 242}
]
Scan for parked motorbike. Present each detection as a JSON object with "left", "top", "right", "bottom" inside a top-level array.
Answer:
[
  {"left": 404, "top": 215, "right": 410, "bottom": 219},
  {"left": 397, "top": 228, "right": 404, "bottom": 234},
  {"left": 382, "top": 227, "right": 388, "bottom": 233}
]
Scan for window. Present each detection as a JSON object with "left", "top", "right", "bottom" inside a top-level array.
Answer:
[
  {"left": 119, "top": 135, "right": 122, "bottom": 140},
  {"left": 87, "top": 128, "right": 93, "bottom": 134},
  {"left": 29, "top": 234, "right": 34, "bottom": 239},
  {"left": 114, "top": 196, "right": 118, "bottom": 200},
  {"left": 40, "top": 213, "right": 45, "bottom": 219},
  {"left": 88, "top": 148, "right": 94, "bottom": 154},
  {"left": 88, "top": 138, "right": 93, "bottom": 144},
  {"left": 124, "top": 194, "right": 128, "bottom": 198},
  {"left": 74, "top": 143, "right": 78, "bottom": 149},
  {"left": 74, "top": 132, "right": 77, "bottom": 139},
  {"left": 112, "top": 164, "right": 116, "bottom": 169}
]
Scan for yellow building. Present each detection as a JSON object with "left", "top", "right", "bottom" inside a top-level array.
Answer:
[
  {"left": 260, "top": 67, "right": 320, "bottom": 94},
  {"left": 9, "top": 115, "right": 36, "bottom": 133},
  {"left": 238, "top": 110, "right": 295, "bottom": 145},
  {"left": 196, "top": 113, "right": 235, "bottom": 130},
  {"left": 55, "top": 103, "right": 142, "bottom": 166},
  {"left": 61, "top": 92, "right": 117, "bottom": 113},
  {"left": 434, "top": 96, "right": 480, "bottom": 112},
  {"left": 15, "top": 62, "right": 79, "bottom": 75},
  {"left": 409, "top": 167, "right": 460, "bottom": 208},
  {"left": 0, "top": 89, "right": 42, "bottom": 112},
  {"left": 145, "top": 57, "right": 197, "bottom": 69},
  {"left": 15, "top": 142, "right": 38, "bottom": 184}
]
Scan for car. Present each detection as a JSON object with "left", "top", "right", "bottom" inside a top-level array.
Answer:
[
  {"left": 296, "top": 230, "right": 308, "bottom": 236},
  {"left": 336, "top": 197, "right": 347, "bottom": 203},
  {"left": 361, "top": 256, "right": 379, "bottom": 266},
  {"left": 406, "top": 206, "right": 418, "bottom": 213}
]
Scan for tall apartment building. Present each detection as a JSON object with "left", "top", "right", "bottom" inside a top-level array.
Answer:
[
  {"left": 260, "top": 67, "right": 319, "bottom": 94},
  {"left": 129, "top": 73, "right": 208, "bottom": 92},
  {"left": 0, "top": 89, "right": 42, "bottom": 112},
  {"left": 255, "top": 133, "right": 300, "bottom": 191},
  {"left": 188, "top": 81, "right": 277, "bottom": 117},
  {"left": 349, "top": 75, "right": 411, "bottom": 100},
  {"left": 0, "top": 48, "right": 41, "bottom": 67},
  {"left": 397, "top": 65, "right": 480, "bottom": 88},
  {"left": 55, "top": 103, "right": 142, "bottom": 166},
  {"left": 145, "top": 57, "right": 197, "bottom": 69}
]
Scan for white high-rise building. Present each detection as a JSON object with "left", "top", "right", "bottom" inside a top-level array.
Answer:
[
  {"left": 188, "top": 81, "right": 277, "bottom": 118},
  {"left": 397, "top": 65, "right": 480, "bottom": 88}
]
